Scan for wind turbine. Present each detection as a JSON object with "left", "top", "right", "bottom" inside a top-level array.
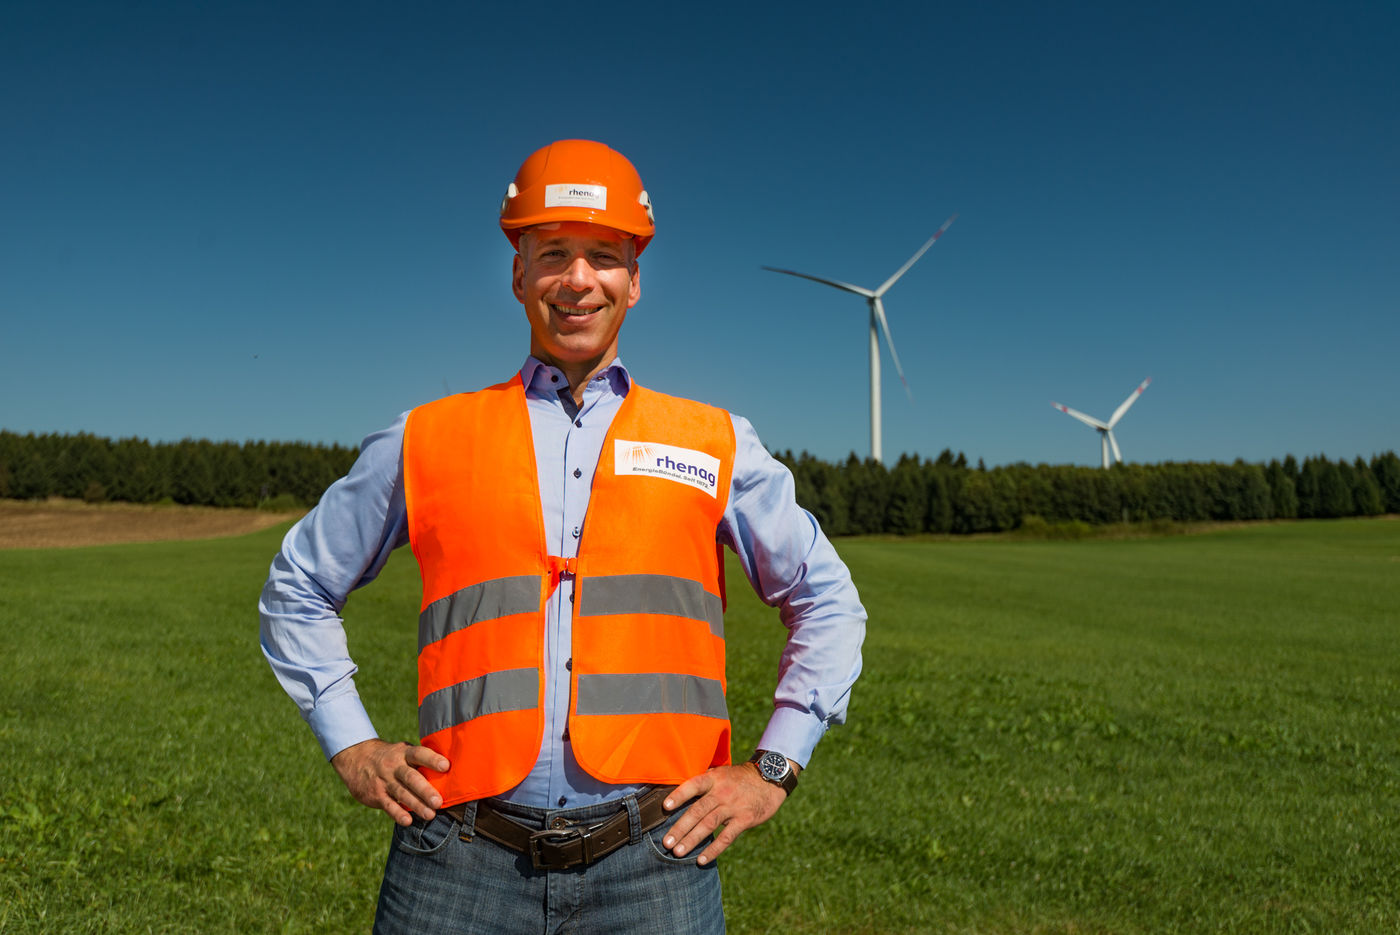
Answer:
[
  {"left": 762, "top": 214, "right": 957, "bottom": 464},
  {"left": 1051, "top": 378, "right": 1152, "bottom": 468}
]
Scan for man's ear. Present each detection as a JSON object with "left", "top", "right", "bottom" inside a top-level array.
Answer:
[
  {"left": 628, "top": 261, "right": 641, "bottom": 308},
  {"left": 512, "top": 252, "right": 525, "bottom": 302}
]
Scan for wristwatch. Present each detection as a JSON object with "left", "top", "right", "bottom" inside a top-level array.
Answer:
[{"left": 747, "top": 750, "right": 799, "bottom": 795}]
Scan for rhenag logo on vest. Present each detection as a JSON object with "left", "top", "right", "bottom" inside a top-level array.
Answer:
[
  {"left": 614, "top": 440, "right": 720, "bottom": 498},
  {"left": 544, "top": 183, "right": 607, "bottom": 210}
]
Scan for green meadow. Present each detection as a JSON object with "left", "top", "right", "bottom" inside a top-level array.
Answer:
[{"left": 1, "top": 518, "right": 1397, "bottom": 933}]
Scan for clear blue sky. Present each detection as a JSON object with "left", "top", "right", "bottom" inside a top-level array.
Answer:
[{"left": 3, "top": 1, "right": 1396, "bottom": 468}]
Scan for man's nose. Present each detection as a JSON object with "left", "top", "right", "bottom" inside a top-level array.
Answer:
[{"left": 560, "top": 256, "right": 597, "bottom": 290}]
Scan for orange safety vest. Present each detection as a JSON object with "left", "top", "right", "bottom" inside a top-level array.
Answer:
[{"left": 403, "top": 375, "right": 736, "bottom": 807}]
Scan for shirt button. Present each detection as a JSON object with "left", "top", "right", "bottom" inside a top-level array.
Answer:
[
  {"left": 568, "top": 592, "right": 575, "bottom": 603},
  {"left": 572, "top": 526, "right": 580, "bottom": 538},
  {"left": 565, "top": 658, "right": 573, "bottom": 671},
  {"left": 562, "top": 728, "right": 570, "bottom": 741},
  {"left": 574, "top": 419, "right": 582, "bottom": 428},
  {"left": 557, "top": 797, "right": 568, "bottom": 808},
  {"left": 573, "top": 468, "right": 582, "bottom": 478},
  {"left": 550, "top": 374, "right": 559, "bottom": 383}
]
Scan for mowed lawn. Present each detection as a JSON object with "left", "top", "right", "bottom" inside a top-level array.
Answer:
[{"left": 1, "top": 518, "right": 1397, "bottom": 933}]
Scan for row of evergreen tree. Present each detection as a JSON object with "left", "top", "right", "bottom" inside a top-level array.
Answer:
[
  {"left": 776, "top": 449, "right": 1400, "bottom": 535},
  {"left": 1, "top": 430, "right": 1395, "bottom": 533},
  {"left": 0, "top": 431, "right": 357, "bottom": 508}
]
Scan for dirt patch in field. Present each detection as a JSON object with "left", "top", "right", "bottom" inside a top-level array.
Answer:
[{"left": 0, "top": 499, "right": 304, "bottom": 549}]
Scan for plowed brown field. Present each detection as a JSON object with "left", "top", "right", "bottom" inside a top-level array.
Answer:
[{"left": 0, "top": 498, "right": 303, "bottom": 549}]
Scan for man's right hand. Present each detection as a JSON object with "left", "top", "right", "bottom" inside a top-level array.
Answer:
[{"left": 330, "top": 738, "right": 451, "bottom": 826}]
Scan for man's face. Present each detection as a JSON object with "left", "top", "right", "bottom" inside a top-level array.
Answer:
[{"left": 513, "top": 221, "right": 640, "bottom": 375}]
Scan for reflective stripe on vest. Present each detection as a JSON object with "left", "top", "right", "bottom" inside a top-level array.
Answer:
[
  {"left": 578, "top": 573, "right": 724, "bottom": 639},
  {"left": 419, "top": 574, "right": 542, "bottom": 647},
  {"left": 576, "top": 671, "right": 727, "bottom": 718},
  {"left": 418, "top": 667, "right": 540, "bottom": 737},
  {"left": 403, "top": 377, "right": 736, "bottom": 806}
]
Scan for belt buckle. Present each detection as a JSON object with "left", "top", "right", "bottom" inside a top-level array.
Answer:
[{"left": 528, "top": 825, "right": 592, "bottom": 870}]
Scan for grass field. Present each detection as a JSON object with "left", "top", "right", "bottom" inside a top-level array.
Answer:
[{"left": 1, "top": 518, "right": 1397, "bottom": 933}]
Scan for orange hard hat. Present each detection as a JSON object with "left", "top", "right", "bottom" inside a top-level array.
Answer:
[{"left": 499, "top": 140, "right": 655, "bottom": 255}]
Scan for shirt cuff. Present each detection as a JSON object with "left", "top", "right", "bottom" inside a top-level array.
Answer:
[
  {"left": 306, "top": 691, "right": 380, "bottom": 762},
  {"left": 756, "top": 705, "right": 827, "bottom": 769}
]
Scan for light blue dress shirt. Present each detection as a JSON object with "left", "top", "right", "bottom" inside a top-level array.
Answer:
[{"left": 259, "top": 357, "right": 866, "bottom": 809}]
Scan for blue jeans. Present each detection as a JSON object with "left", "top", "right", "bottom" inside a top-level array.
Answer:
[{"left": 373, "top": 791, "right": 724, "bottom": 934}]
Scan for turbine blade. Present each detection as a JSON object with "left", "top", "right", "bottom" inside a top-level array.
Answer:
[
  {"left": 874, "top": 213, "right": 958, "bottom": 296},
  {"left": 1108, "top": 430, "right": 1123, "bottom": 463},
  {"left": 871, "top": 297, "right": 912, "bottom": 400},
  {"left": 761, "top": 266, "right": 875, "bottom": 297},
  {"left": 1107, "top": 377, "right": 1151, "bottom": 428},
  {"left": 1051, "top": 402, "right": 1108, "bottom": 430}
]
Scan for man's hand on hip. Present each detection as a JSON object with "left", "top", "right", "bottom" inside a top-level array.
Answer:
[
  {"left": 330, "top": 739, "right": 450, "bottom": 826},
  {"left": 661, "top": 761, "right": 797, "bottom": 865}
]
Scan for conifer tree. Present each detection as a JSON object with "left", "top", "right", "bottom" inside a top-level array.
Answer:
[
  {"left": 1350, "top": 457, "right": 1384, "bottom": 516},
  {"left": 1265, "top": 459, "right": 1298, "bottom": 519},
  {"left": 886, "top": 454, "right": 928, "bottom": 535},
  {"left": 1371, "top": 451, "right": 1400, "bottom": 513}
]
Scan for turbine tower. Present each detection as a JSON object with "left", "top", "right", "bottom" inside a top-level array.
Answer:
[
  {"left": 1051, "top": 378, "right": 1152, "bottom": 468},
  {"left": 763, "top": 214, "right": 957, "bottom": 463}
]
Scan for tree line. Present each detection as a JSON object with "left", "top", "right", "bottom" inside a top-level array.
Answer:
[
  {"left": 0, "top": 431, "right": 357, "bottom": 509},
  {"left": 1, "top": 430, "right": 1395, "bottom": 533},
  {"left": 775, "top": 449, "right": 1400, "bottom": 535}
]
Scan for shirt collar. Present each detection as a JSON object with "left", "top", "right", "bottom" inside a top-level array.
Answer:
[{"left": 519, "top": 356, "right": 632, "bottom": 400}]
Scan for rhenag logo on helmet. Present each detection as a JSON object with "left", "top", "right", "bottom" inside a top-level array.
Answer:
[
  {"left": 545, "top": 183, "right": 607, "bottom": 210},
  {"left": 614, "top": 440, "right": 719, "bottom": 497}
]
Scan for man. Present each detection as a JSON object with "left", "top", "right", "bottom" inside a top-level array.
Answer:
[{"left": 259, "top": 139, "right": 865, "bottom": 933}]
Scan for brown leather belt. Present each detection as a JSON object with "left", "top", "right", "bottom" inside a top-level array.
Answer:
[{"left": 443, "top": 785, "right": 675, "bottom": 871}]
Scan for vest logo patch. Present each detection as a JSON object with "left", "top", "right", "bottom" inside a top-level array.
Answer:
[{"left": 614, "top": 440, "right": 720, "bottom": 498}]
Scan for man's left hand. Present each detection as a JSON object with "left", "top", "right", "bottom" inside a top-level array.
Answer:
[{"left": 661, "top": 761, "right": 798, "bottom": 865}]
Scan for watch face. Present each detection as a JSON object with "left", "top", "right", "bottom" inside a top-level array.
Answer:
[{"left": 758, "top": 751, "right": 788, "bottom": 781}]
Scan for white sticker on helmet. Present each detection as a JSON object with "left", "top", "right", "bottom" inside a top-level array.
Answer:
[{"left": 545, "top": 183, "right": 607, "bottom": 209}]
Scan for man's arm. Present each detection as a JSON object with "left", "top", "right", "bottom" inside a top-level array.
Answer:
[
  {"left": 258, "top": 413, "right": 448, "bottom": 824},
  {"left": 663, "top": 414, "right": 866, "bottom": 863}
]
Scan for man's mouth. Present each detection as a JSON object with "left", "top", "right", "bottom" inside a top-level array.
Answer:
[{"left": 551, "top": 303, "right": 598, "bottom": 318}]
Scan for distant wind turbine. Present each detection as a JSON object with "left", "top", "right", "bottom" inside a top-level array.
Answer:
[
  {"left": 763, "top": 214, "right": 958, "bottom": 463},
  {"left": 1051, "top": 378, "right": 1152, "bottom": 468}
]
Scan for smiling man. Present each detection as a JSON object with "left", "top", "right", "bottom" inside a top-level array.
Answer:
[
  {"left": 513, "top": 221, "right": 639, "bottom": 394},
  {"left": 259, "top": 140, "right": 866, "bottom": 933}
]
